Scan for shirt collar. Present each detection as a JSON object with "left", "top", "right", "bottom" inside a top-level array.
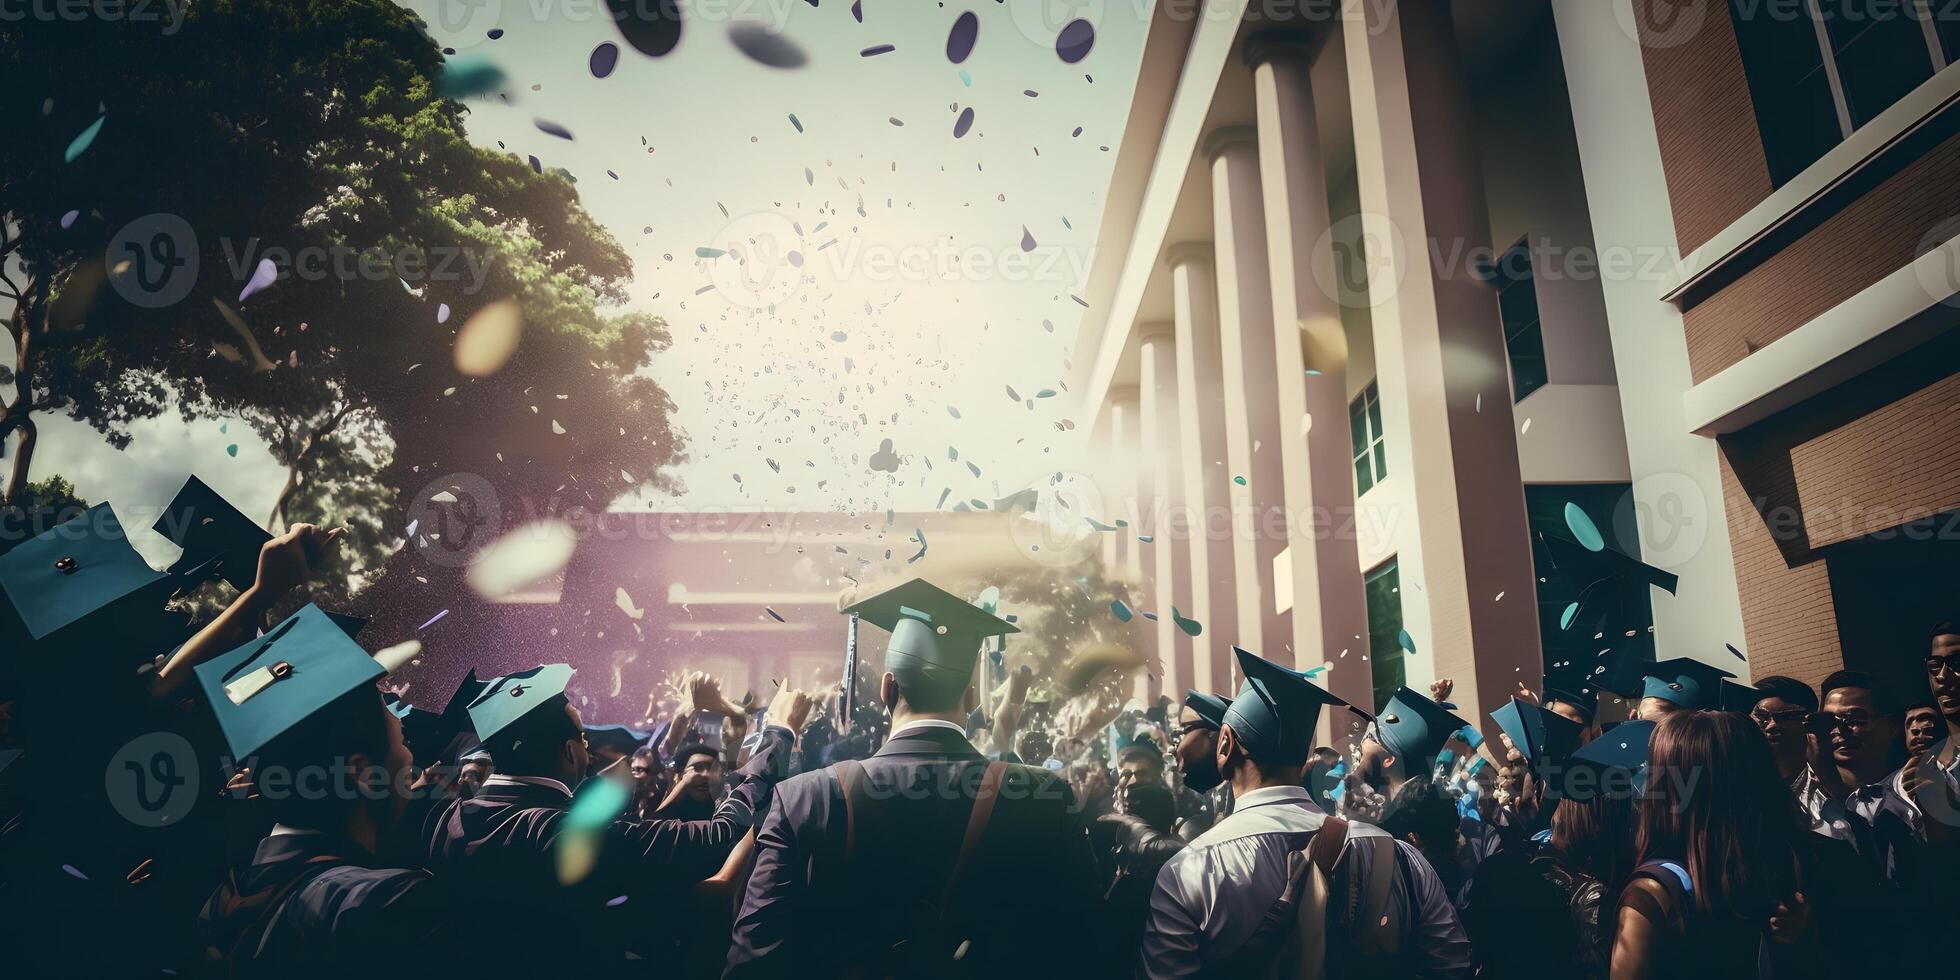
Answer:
[
  {"left": 890, "top": 718, "right": 967, "bottom": 740},
  {"left": 267, "top": 823, "right": 323, "bottom": 838},
  {"left": 483, "top": 773, "right": 574, "bottom": 798},
  {"left": 1235, "top": 785, "right": 1314, "bottom": 810}
]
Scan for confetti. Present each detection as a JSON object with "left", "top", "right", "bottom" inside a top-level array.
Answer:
[
  {"left": 1171, "top": 607, "right": 1203, "bottom": 637},
  {"left": 953, "top": 107, "right": 975, "bottom": 138},
  {"left": 1397, "top": 629, "right": 1417, "bottom": 654},
  {"left": 609, "top": 0, "right": 684, "bottom": 58},
  {"left": 1563, "top": 502, "right": 1605, "bottom": 552},
  {"left": 861, "top": 44, "right": 896, "bottom": 57},
  {"left": 438, "top": 57, "right": 506, "bottom": 98},
  {"left": 59, "top": 209, "right": 79, "bottom": 229},
  {"left": 728, "top": 23, "right": 808, "bottom": 68},
  {"left": 454, "top": 298, "right": 523, "bottom": 376},
  {"left": 590, "top": 42, "right": 620, "bottom": 78},
  {"left": 765, "top": 606, "right": 786, "bottom": 623},
  {"left": 64, "top": 115, "right": 105, "bottom": 162},
  {"left": 466, "top": 519, "right": 579, "bottom": 599},
  {"left": 535, "top": 118, "right": 574, "bottom": 140},
  {"left": 238, "top": 258, "right": 277, "bottom": 303},
  {"left": 1055, "top": 19, "right": 1096, "bottom": 64},
  {"left": 418, "top": 609, "right": 450, "bottom": 631},
  {"left": 1109, "top": 599, "right": 1134, "bottom": 623},
  {"left": 946, "top": 11, "right": 979, "bottom": 63},
  {"left": 1559, "top": 602, "right": 1579, "bottom": 631}
]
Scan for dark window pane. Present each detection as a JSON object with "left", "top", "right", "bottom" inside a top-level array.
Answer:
[
  {"left": 1364, "top": 561, "right": 1406, "bottom": 713},
  {"left": 1940, "top": 1, "right": 1960, "bottom": 63},
  {"left": 1372, "top": 440, "right": 1388, "bottom": 482},
  {"left": 1729, "top": 0, "right": 1847, "bottom": 185},
  {"left": 1350, "top": 398, "right": 1369, "bottom": 451},
  {"left": 1355, "top": 454, "right": 1375, "bottom": 496},
  {"left": 1366, "top": 386, "right": 1384, "bottom": 437},
  {"left": 1821, "top": 0, "right": 1936, "bottom": 126},
  {"left": 1493, "top": 245, "right": 1550, "bottom": 403}
]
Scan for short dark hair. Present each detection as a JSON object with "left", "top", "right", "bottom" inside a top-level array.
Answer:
[
  {"left": 485, "top": 695, "right": 581, "bottom": 775},
  {"left": 1751, "top": 675, "right": 1817, "bottom": 713},
  {"left": 671, "top": 742, "right": 720, "bottom": 771},
  {"left": 1116, "top": 744, "right": 1163, "bottom": 772},
  {"left": 1820, "top": 670, "right": 1898, "bottom": 715},
  {"left": 1124, "top": 780, "right": 1176, "bottom": 833},
  {"left": 892, "top": 666, "right": 968, "bottom": 713},
  {"left": 252, "top": 688, "right": 396, "bottom": 830},
  {"left": 1933, "top": 620, "right": 1958, "bottom": 643}
]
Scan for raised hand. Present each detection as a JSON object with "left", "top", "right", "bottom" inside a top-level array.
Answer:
[
  {"left": 765, "top": 684, "right": 814, "bottom": 733},
  {"left": 252, "top": 522, "right": 346, "bottom": 600}
]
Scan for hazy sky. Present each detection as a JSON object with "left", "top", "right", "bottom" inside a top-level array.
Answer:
[{"left": 14, "top": 0, "right": 1147, "bottom": 557}]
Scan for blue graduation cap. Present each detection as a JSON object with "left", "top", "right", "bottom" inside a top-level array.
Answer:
[
  {"left": 1491, "top": 696, "right": 1584, "bottom": 773},
  {"left": 153, "top": 475, "right": 271, "bottom": 593},
  {"left": 584, "top": 723, "right": 652, "bottom": 758},
  {"left": 1640, "top": 657, "right": 1735, "bottom": 710},
  {"left": 192, "top": 604, "right": 388, "bottom": 760},
  {"left": 843, "top": 579, "right": 1018, "bottom": 699},
  {"left": 1374, "top": 686, "right": 1470, "bottom": 772},
  {"left": 0, "top": 503, "right": 173, "bottom": 649},
  {"left": 1183, "top": 689, "right": 1232, "bottom": 729},
  {"left": 467, "top": 664, "right": 576, "bottom": 745},
  {"left": 1559, "top": 719, "right": 1656, "bottom": 800},
  {"left": 1221, "top": 647, "right": 1349, "bottom": 766},
  {"left": 388, "top": 701, "right": 447, "bottom": 767}
]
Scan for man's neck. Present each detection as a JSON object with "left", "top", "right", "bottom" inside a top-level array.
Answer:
[
  {"left": 889, "top": 705, "right": 965, "bottom": 734},
  {"left": 1228, "top": 764, "right": 1304, "bottom": 800},
  {"left": 1775, "top": 750, "right": 1806, "bottom": 783}
]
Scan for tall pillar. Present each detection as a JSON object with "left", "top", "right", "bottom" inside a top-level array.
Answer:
[
  {"left": 1340, "top": 0, "right": 1541, "bottom": 733},
  {"left": 1247, "top": 32, "right": 1375, "bottom": 732},
  {"left": 1107, "top": 385, "right": 1156, "bottom": 703},
  {"left": 1138, "top": 327, "right": 1190, "bottom": 702},
  {"left": 1167, "top": 243, "right": 1236, "bottom": 698},
  {"left": 1207, "top": 126, "right": 1291, "bottom": 670}
]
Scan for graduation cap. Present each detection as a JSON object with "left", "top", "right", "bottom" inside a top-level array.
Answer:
[
  {"left": 1373, "top": 686, "right": 1470, "bottom": 773},
  {"left": 1491, "top": 697, "right": 1584, "bottom": 773},
  {"left": 192, "top": 604, "right": 389, "bottom": 760},
  {"left": 1719, "top": 679, "right": 1765, "bottom": 714},
  {"left": 1183, "top": 689, "right": 1232, "bottom": 730},
  {"left": 843, "top": 579, "right": 1018, "bottom": 701},
  {"left": 324, "top": 611, "right": 366, "bottom": 642},
  {"left": 154, "top": 475, "right": 272, "bottom": 592},
  {"left": 0, "top": 503, "right": 176, "bottom": 654},
  {"left": 584, "top": 723, "right": 651, "bottom": 758},
  {"left": 387, "top": 702, "right": 448, "bottom": 767},
  {"left": 1221, "top": 647, "right": 1349, "bottom": 766},
  {"left": 1640, "top": 657, "right": 1735, "bottom": 710},
  {"left": 1541, "top": 661, "right": 1602, "bottom": 723},
  {"left": 1559, "top": 719, "right": 1656, "bottom": 800},
  {"left": 467, "top": 664, "right": 576, "bottom": 745}
]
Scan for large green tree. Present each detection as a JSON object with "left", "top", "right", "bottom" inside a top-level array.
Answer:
[{"left": 0, "top": 2, "right": 681, "bottom": 607}]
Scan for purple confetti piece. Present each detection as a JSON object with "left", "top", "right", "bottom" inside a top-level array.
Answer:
[
  {"left": 607, "top": 895, "right": 630, "bottom": 907},
  {"left": 860, "top": 44, "right": 895, "bottom": 57},
  {"left": 238, "top": 257, "right": 277, "bottom": 303},
  {"left": 590, "top": 42, "right": 620, "bottom": 78},
  {"left": 60, "top": 209, "right": 79, "bottom": 229},
  {"left": 1020, "top": 227, "right": 1036, "bottom": 252},
  {"left": 62, "top": 864, "right": 87, "bottom": 880},
  {"left": 851, "top": 1, "right": 863, "bottom": 23},
  {"left": 418, "top": 609, "right": 450, "bottom": 631},
  {"left": 729, "top": 23, "right": 808, "bottom": 68},
  {"left": 437, "top": 303, "right": 451, "bottom": 324},
  {"left": 535, "top": 118, "right": 574, "bottom": 140},
  {"left": 953, "top": 107, "right": 974, "bottom": 139},
  {"left": 946, "top": 11, "right": 978, "bottom": 64},
  {"left": 1055, "top": 19, "right": 1096, "bottom": 64},
  {"left": 765, "top": 607, "right": 786, "bottom": 623}
]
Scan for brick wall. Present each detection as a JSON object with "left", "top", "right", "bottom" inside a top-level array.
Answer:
[
  {"left": 1682, "top": 130, "right": 1960, "bottom": 383},
  {"left": 1717, "top": 333, "right": 1960, "bottom": 685},
  {"left": 1634, "top": 0, "right": 1772, "bottom": 254}
]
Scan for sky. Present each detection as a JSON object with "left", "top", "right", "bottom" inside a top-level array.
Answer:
[{"left": 11, "top": 0, "right": 1149, "bottom": 561}]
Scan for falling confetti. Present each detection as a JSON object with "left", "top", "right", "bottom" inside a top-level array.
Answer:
[
  {"left": 1397, "top": 628, "right": 1417, "bottom": 654},
  {"left": 535, "top": 118, "right": 574, "bottom": 140},
  {"left": 946, "top": 11, "right": 979, "bottom": 63},
  {"left": 466, "top": 519, "right": 579, "bottom": 599},
  {"left": 1055, "top": 19, "right": 1096, "bottom": 63},
  {"left": 728, "top": 23, "right": 808, "bottom": 68},
  {"left": 861, "top": 44, "right": 896, "bottom": 57},
  {"left": 1110, "top": 599, "right": 1134, "bottom": 623},
  {"left": 237, "top": 258, "right": 277, "bottom": 303},
  {"left": 609, "top": 0, "right": 684, "bottom": 58},
  {"left": 1559, "top": 602, "right": 1580, "bottom": 631},
  {"left": 1563, "top": 502, "right": 1605, "bottom": 552},
  {"left": 64, "top": 115, "right": 105, "bottom": 163},
  {"left": 454, "top": 298, "right": 523, "bottom": 376},
  {"left": 1171, "top": 608, "right": 1203, "bottom": 637},
  {"left": 418, "top": 609, "right": 450, "bottom": 631},
  {"left": 953, "top": 107, "right": 975, "bottom": 138},
  {"left": 590, "top": 42, "right": 621, "bottom": 78},
  {"left": 1020, "top": 227, "right": 1037, "bottom": 252},
  {"left": 765, "top": 607, "right": 787, "bottom": 623},
  {"left": 438, "top": 57, "right": 506, "bottom": 98}
]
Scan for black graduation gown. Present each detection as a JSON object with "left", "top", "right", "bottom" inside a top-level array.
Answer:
[
  {"left": 197, "top": 830, "right": 443, "bottom": 978},
  {"left": 723, "top": 725, "right": 1104, "bottom": 979},
  {"left": 410, "top": 726, "right": 792, "bottom": 975}
]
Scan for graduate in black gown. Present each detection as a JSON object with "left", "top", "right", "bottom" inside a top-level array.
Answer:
[
  {"left": 724, "top": 578, "right": 1103, "bottom": 978},
  {"left": 410, "top": 662, "right": 804, "bottom": 975},
  {"left": 194, "top": 603, "right": 446, "bottom": 977}
]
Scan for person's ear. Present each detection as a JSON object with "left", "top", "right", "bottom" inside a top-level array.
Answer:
[
  {"left": 1215, "top": 724, "right": 1241, "bottom": 775},
  {"left": 880, "top": 672, "right": 897, "bottom": 712}
]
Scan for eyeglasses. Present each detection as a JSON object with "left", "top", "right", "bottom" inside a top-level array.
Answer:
[
  {"left": 1815, "top": 711, "right": 1875, "bottom": 732},
  {"left": 1926, "top": 653, "right": 1960, "bottom": 676},
  {"left": 1750, "top": 708, "right": 1809, "bottom": 728},
  {"left": 1167, "top": 723, "right": 1214, "bottom": 742}
]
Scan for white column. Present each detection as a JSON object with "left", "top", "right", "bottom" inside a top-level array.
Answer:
[
  {"left": 1207, "top": 126, "right": 1291, "bottom": 669},
  {"left": 1168, "top": 242, "right": 1235, "bottom": 697},
  {"left": 1106, "top": 385, "right": 1157, "bottom": 703},
  {"left": 1247, "top": 32, "right": 1375, "bottom": 727},
  {"left": 1340, "top": 0, "right": 1542, "bottom": 731},
  {"left": 1138, "top": 327, "right": 1189, "bottom": 701}
]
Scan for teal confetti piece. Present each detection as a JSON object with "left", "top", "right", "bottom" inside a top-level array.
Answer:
[
  {"left": 64, "top": 115, "right": 105, "bottom": 163},
  {"left": 1172, "top": 607, "right": 1203, "bottom": 637},
  {"left": 1397, "top": 628, "right": 1417, "bottom": 654},
  {"left": 566, "top": 777, "right": 630, "bottom": 832},
  {"left": 1085, "top": 517, "right": 1118, "bottom": 531},
  {"left": 1559, "top": 602, "right": 1580, "bottom": 631},
  {"left": 695, "top": 247, "right": 726, "bottom": 259},
  {"left": 1136, "top": 534, "right": 1154, "bottom": 544},
  {"left": 948, "top": 406, "right": 961, "bottom": 419},
  {"left": 1563, "top": 502, "right": 1604, "bottom": 552},
  {"left": 1110, "top": 599, "right": 1133, "bottom": 623},
  {"left": 225, "top": 444, "right": 239, "bottom": 457},
  {"left": 1233, "top": 475, "right": 1247, "bottom": 486},
  {"left": 788, "top": 113, "right": 803, "bottom": 132},
  {"left": 959, "top": 69, "right": 972, "bottom": 86}
]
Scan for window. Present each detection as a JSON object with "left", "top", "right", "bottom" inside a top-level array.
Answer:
[
  {"left": 1364, "top": 559, "right": 1406, "bottom": 714},
  {"left": 1491, "top": 240, "right": 1548, "bottom": 403},
  {"left": 1350, "top": 381, "right": 1387, "bottom": 496},
  {"left": 1729, "top": 0, "right": 1947, "bottom": 186}
]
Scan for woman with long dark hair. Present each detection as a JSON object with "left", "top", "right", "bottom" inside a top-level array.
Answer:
[{"left": 1611, "top": 711, "right": 1808, "bottom": 979}]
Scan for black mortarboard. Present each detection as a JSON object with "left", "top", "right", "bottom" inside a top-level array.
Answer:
[
  {"left": 1221, "top": 647, "right": 1348, "bottom": 766},
  {"left": 584, "top": 723, "right": 651, "bottom": 758},
  {"left": 1559, "top": 719, "right": 1655, "bottom": 800},
  {"left": 1640, "top": 658, "right": 1736, "bottom": 710},
  {"left": 467, "top": 664, "right": 576, "bottom": 745},
  {"left": 1183, "top": 689, "right": 1232, "bottom": 729},
  {"left": 843, "top": 579, "right": 1018, "bottom": 701},
  {"left": 1719, "top": 679, "right": 1765, "bottom": 713},
  {"left": 154, "top": 475, "right": 272, "bottom": 592},
  {"left": 1374, "top": 686, "right": 1470, "bottom": 773},
  {"left": 388, "top": 701, "right": 447, "bottom": 768}
]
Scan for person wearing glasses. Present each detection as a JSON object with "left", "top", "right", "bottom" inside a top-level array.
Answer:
[{"left": 1746, "top": 675, "right": 1817, "bottom": 785}]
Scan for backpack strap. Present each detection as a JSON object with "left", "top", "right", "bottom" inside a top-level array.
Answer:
[
  {"left": 1309, "top": 815, "right": 1349, "bottom": 878},
  {"left": 1624, "top": 859, "right": 1693, "bottom": 937},
  {"left": 835, "top": 759, "right": 867, "bottom": 863},
  {"left": 938, "top": 761, "right": 1007, "bottom": 910},
  {"left": 1358, "top": 837, "right": 1402, "bottom": 957}
]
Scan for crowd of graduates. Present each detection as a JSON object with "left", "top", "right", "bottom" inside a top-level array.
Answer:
[{"left": 0, "top": 479, "right": 1957, "bottom": 979}]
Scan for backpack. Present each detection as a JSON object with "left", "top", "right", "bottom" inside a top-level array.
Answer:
[{"left": 1214, "top": 816, "right": 1406, "bottom": 980}]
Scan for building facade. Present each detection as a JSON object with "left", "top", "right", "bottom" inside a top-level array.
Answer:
[{"left": 1075, "top": 0, "right": 1957, "bottom": 739}]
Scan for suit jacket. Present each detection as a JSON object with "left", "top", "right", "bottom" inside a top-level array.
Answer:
[
  {"left": 724, "top": 724, "right": 1103, "bottom": 978},
  {"left": 410, "top": 725, "right": 792, "bottom": 975},
  {"left": 198, "top": 829, "right": 443, "bottom": 978}
]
